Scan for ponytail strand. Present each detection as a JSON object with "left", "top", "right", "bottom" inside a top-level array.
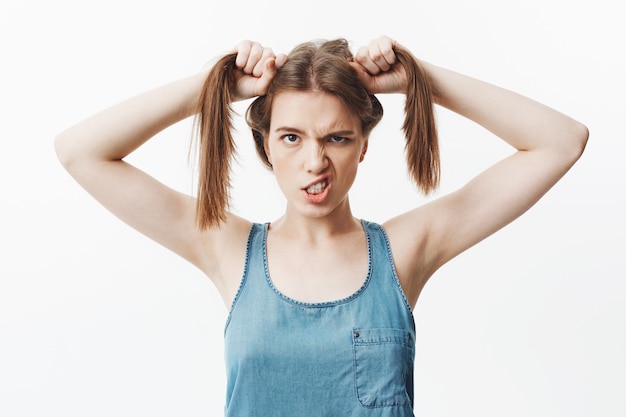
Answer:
[
  {"left": 395, "top": 47, "right": 439, "bottom": 194},
  {"left": 193, "top": 53, "right": 238, "bottom": 229}
]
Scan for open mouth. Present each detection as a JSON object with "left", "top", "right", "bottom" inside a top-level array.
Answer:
[{"left": 305, "top": 179, "right": 328, "bottom": 194}]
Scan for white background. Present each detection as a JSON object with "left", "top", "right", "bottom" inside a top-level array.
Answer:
[{"left": 1, "top": 0, "right": 624, "bottom": 416}]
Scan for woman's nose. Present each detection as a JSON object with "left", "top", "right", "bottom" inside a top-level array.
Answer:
[{"left": 304, "top": 142, "right": 329, "bottom": 173}]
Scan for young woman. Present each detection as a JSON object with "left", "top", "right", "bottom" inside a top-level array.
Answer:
[{"left": 55, "top": 36, "right": 588, "bottom": 416}]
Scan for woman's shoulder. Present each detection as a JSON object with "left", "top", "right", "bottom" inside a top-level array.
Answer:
[
  {"left": 380, "top": 210, "right": 434, "bottom": 307},
  {"left": 194, "top": 214, "right": 254, "bottom": 301}
]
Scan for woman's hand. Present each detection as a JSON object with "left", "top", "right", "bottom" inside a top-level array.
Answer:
[
  {"left": 232, "top": 40, "right": 287, "bottom": 101},
  {"left": 351, "top": 35, "right": 407, "bottom": 94}
]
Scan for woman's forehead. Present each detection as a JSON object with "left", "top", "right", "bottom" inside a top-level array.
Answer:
[{"left": 270, "top": 91, "right": 361, "bottom": 131}]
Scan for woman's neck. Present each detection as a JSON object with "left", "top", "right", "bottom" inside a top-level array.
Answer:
[{"left": 271, "top": 201, "right": 361, "bottom": 243}]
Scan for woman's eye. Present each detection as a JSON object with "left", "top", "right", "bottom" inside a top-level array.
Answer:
[{"left": 281, "top": 134, "right": 299, "bottom": 144}]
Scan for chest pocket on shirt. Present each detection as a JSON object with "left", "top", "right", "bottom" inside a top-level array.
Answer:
[{"left": 352, "top": 328, "right": 415, "bottom": 408}]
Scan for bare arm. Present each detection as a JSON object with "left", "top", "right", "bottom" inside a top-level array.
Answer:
[
  {"left": 55, "top": 72, "right": 210, "bottom": 263},
  {"left": 354, "top": 37, "right": 589, "bottom": 305},
  {"left": 55, "top": 41, "right": 284, "bottom": 304}
]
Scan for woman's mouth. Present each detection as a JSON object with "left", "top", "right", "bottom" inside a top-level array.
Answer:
[
  {"left": 305, "top": 179, "right": 328, "bottom": 194},
  {"left": 302, "top": 179, "right": 330, "bottom": 203}
]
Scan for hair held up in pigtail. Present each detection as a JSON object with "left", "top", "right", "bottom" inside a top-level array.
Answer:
[
  {"left": 246, "top": 39, "right": 384, "bottom": 169},
  {"left": 193, "top": 53, "right": 238, "bottom": 229},
  {"left": 394, "top": 47, "right": 440, "bottom": 194},
  {"left": 192, "top": 40, "right": 438, "bottom": 229}
]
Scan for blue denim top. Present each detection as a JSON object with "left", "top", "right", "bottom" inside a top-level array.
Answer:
[{"left": 224, "top": 220, "right": 416, "bottom": 416}]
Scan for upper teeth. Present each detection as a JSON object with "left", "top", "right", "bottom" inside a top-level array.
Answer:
[{"left": 306, "top": 181, "right": 327, "bottom": 194}]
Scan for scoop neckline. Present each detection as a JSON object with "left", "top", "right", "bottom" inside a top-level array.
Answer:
[{"left": 261, "top": 220, "right": 373, "bottom": 308}]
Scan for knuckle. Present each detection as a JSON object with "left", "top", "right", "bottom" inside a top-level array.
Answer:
[
  {"left": 354, "top": 51, "right": 368, "bottom": 64},
  {"left": 370, "top": 50, "right": 383, "bottom": 62}
]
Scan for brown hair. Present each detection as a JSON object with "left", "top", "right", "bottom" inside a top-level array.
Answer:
[
  {"left": 193, "top": 39, "right": 438, "bottom": 229},
  {"left": 395, "top": 47, "right": 439, "bottom": 194}
]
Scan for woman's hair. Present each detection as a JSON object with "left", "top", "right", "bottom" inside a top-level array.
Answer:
[{"left": 193, "top": 39, "right": 438, "bottom": 229}]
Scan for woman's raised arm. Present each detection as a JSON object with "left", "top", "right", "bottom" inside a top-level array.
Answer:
[
  {"left": 54, "top": 72, "right": 209, "bottom": 264},
  {"left": 54, "top": 42, "right": 283, "bottom": 304},
  {"left": 354, "top": 36, "right": 589, "bottom": 305}
]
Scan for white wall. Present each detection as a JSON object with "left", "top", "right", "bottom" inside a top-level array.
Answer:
[{"left": 1, "top": 0, "right": 623, "bottom": 416}]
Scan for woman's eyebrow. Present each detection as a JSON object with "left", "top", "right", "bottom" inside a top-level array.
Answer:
[
  {"left": 326, "top": 130, "right": 357, "bottom": 137},
  {"left": 273, "top": 126, "right": 357, "bottom": 136},
  {"left": 273, "top": 126, "right": 305, "bottom": 134}
]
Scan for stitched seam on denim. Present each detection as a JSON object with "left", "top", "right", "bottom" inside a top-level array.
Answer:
[
  {"left": 352, "top": 327, "right": 413, "bottom": 408},
  {"left": 224, "top": 222, "right": 256, "bottom": 334},
  {"left": 375, "top": 222, "right": 415, "bottom": 315},
  {"left": 352, "top": 328, "right": 415, "bottom": 348},
  {"left": 261, "top": 219, "right": 373, "bottom": 308}
]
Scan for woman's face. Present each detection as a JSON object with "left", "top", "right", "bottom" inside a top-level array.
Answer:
[{"left": 265, "top": 91, "right": 367, "bottom": 219}]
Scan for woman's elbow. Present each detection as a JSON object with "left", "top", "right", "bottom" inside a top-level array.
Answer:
[
  {"left": 569, "top": 120, "right": 589, "bottom": 162},
  {"left": 554, "top": 118, "right": 589, "bottom": 166},
  {"left": 54, "top": 128, "right": 84, "bottom": 172},
  {"left": 54, "top": 130, "right": 73, "bottom": 169}
]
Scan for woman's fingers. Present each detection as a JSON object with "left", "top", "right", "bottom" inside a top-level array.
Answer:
[
  {"left": 253, "top": 57, "right": 278, "bottom": 95},
  {"left": 352, "top": 36, "right": 407, "bottom": 94},
  {"left": 252, "top": 47, "right": 276, "bottom": 77},
  {"left": 231, "top": 41, "right": 288, "bottom": 99},
  {"left": 355, "top": 35, "right": 398, "bottom": 74},
  {"left": 233, "top": 40, "right": 253, "bottom": 69},
  {"left": 234, "top": 40, "right": 276, "bottom": 76}
]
